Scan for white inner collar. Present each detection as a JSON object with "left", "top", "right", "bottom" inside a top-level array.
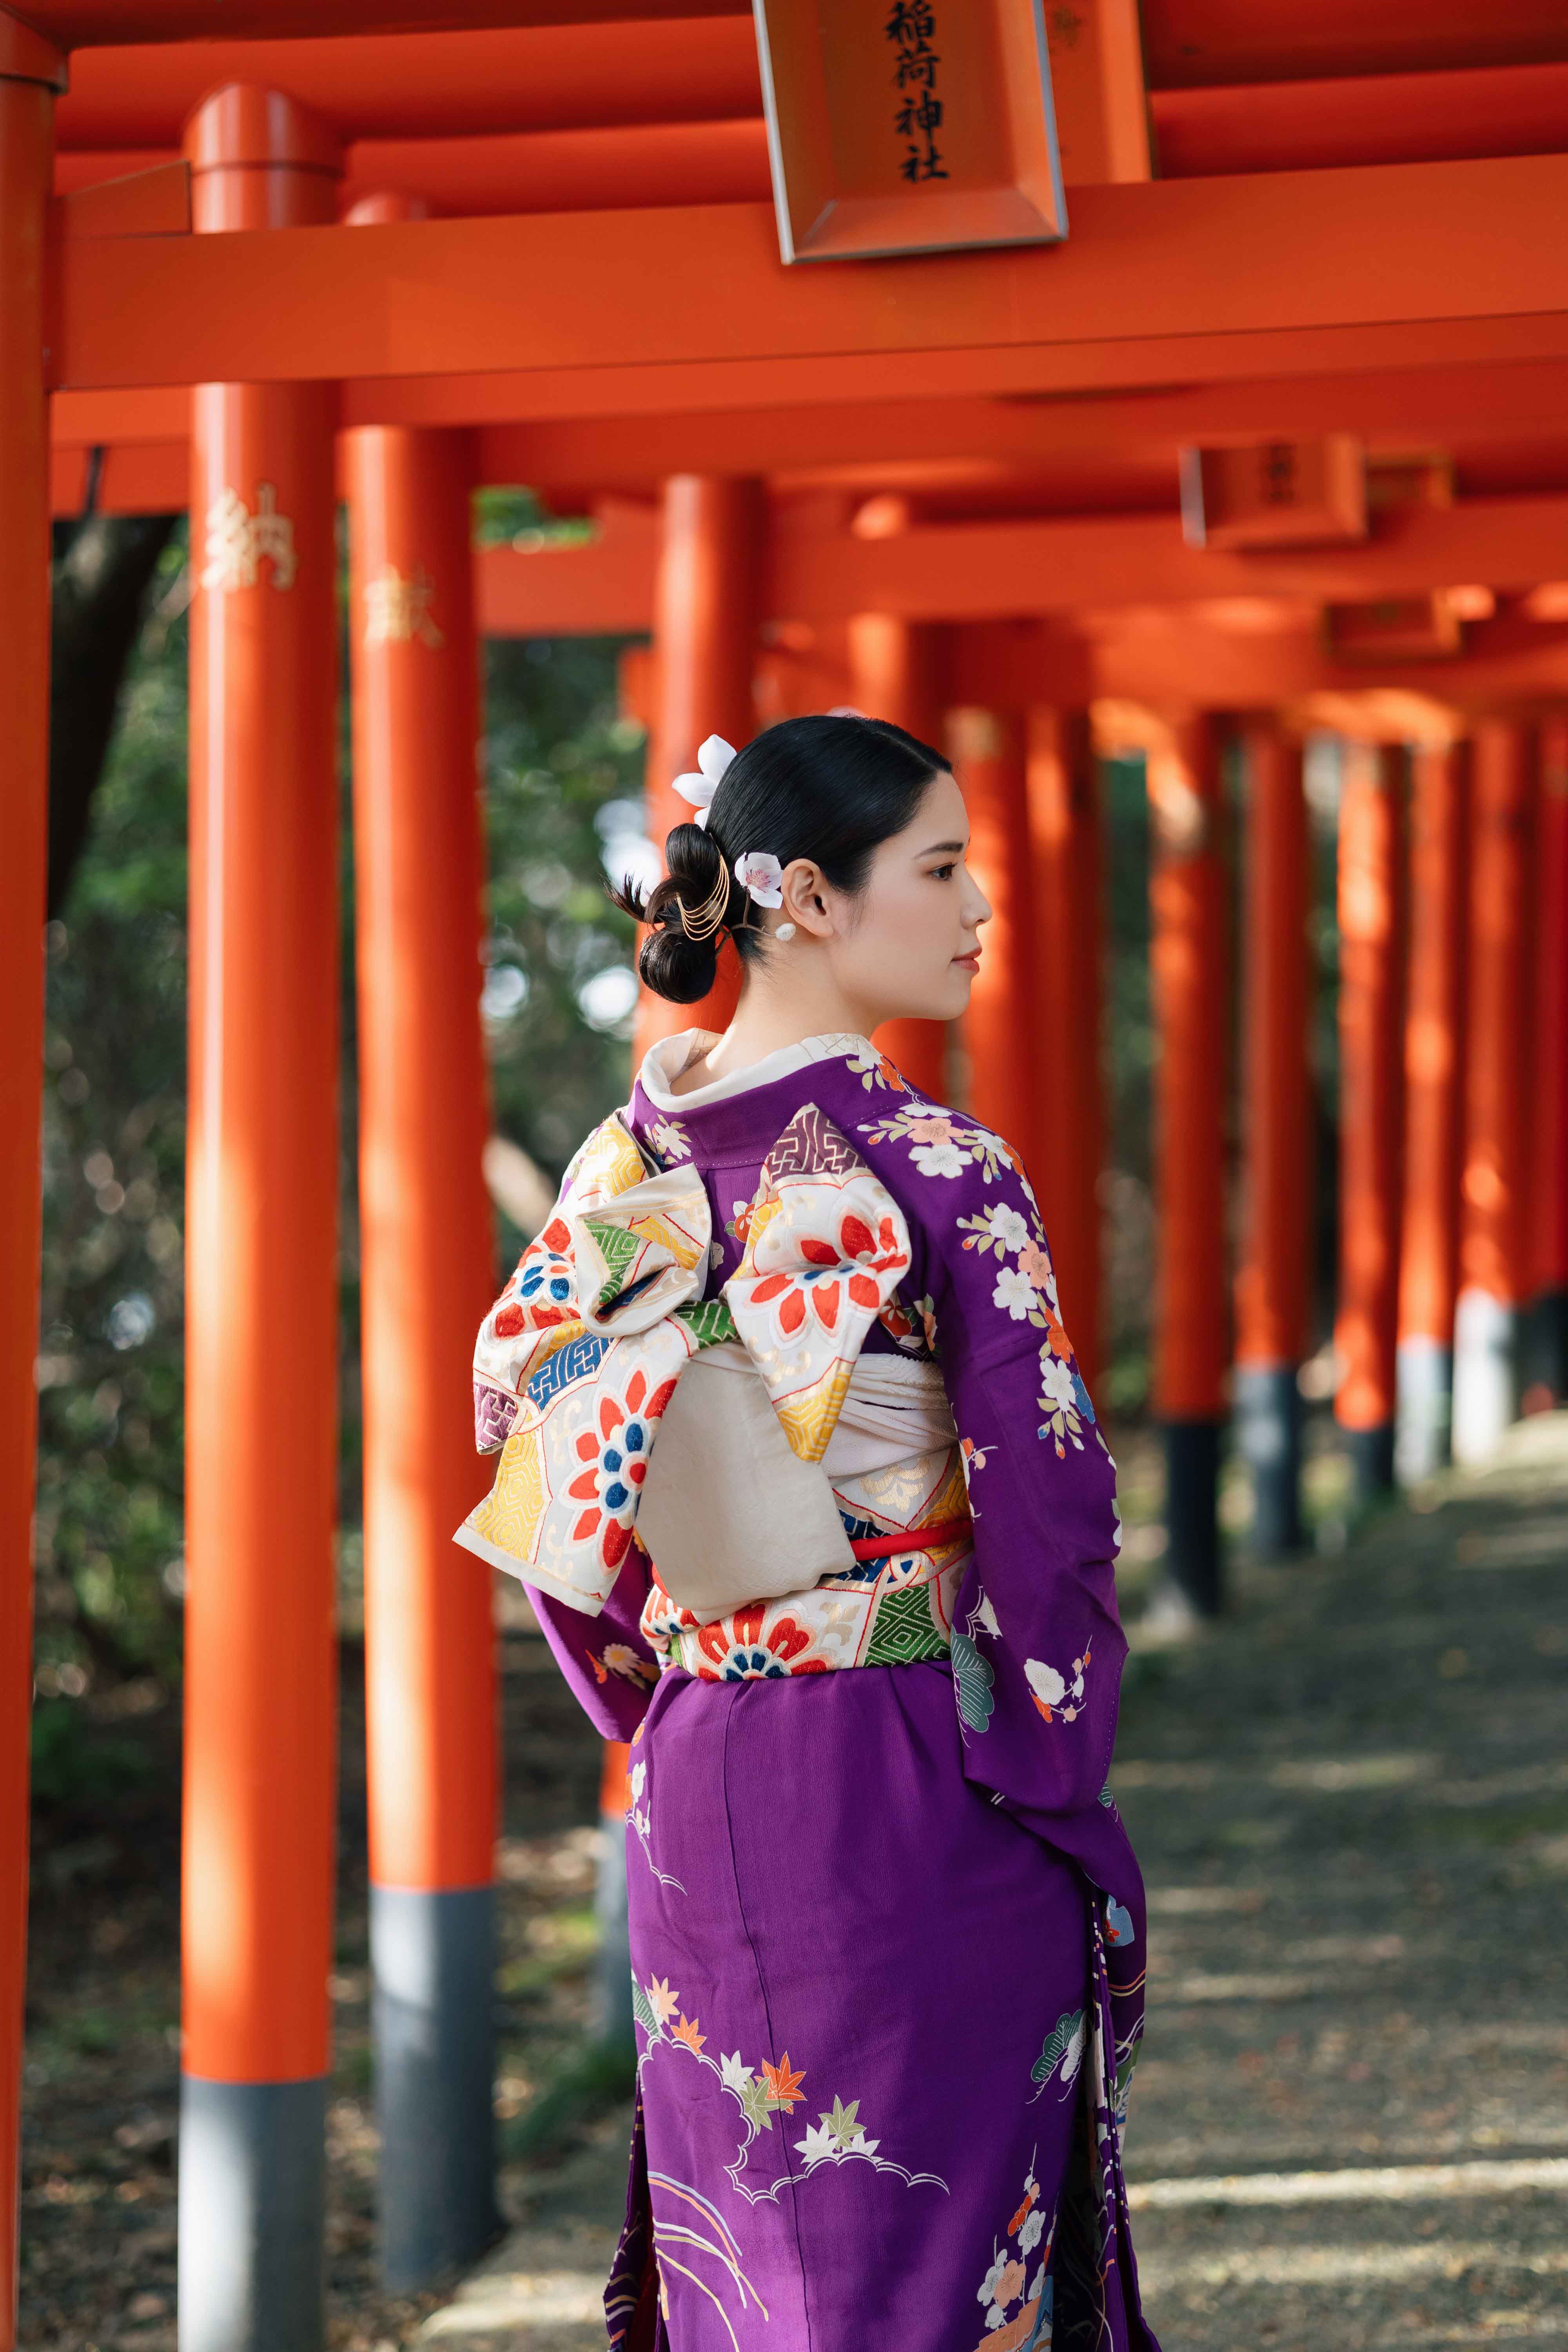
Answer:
[{"left": 637, "top": 1029, "right": 875, "bottom": 1112}]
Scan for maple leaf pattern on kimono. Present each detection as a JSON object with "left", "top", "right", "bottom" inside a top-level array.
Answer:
[{"left": 634, "top": 1984, "right": 947, "bottom": 2204}]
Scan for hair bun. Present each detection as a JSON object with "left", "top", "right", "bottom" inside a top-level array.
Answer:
[{"left": 608, "top": 820, "right": 741, "bottom": 1004}]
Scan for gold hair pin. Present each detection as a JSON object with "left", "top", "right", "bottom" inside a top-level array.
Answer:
[{"left": 676, "top": 864, "right": 731, "bottom": 944}]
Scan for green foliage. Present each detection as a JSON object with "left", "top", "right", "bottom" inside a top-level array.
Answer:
[
  {"left": 502, "top": 2033, "right": 638, "bottom": 2161},
  {"left": 36, "top": 532, "right": 191, "bottom": 1688},
  {"left": 480, "top": 636, "right": 645, "bottom": 1245},
  {"left": 29, "top": 1699, "right": 153, "bottom": 1811}
]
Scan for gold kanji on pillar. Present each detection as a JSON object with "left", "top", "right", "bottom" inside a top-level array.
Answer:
[
  {"left": 363, "top": 562, "right": 445, "bottom": 649},
  {"left": 200, "top": 483, "right": 298, "bottom": 593}
]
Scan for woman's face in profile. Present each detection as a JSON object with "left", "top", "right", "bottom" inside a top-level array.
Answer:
[{"left": 794, "top": 768, "right": 991, "bottom": 1030}]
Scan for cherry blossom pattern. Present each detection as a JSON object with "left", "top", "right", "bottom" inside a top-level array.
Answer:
[
  {"left": 564, "top": 1366, "right": 675, "bottom": 1575},
  {"left": 970, "top": 2156, "right": 1055, "bottom": 2351},
  {"left": 956, "top": 1200, "right": 1065, "bottom": 1334},
  {"left": 859, "top": 1104, "right": 1023, "bottom": 1183},
  {"left": 844, "top": 1040, "right": 906, "bottom": 1093},
  {"left": 1036, "top": 1339, "right": 1096, "bottom": 1458},
  {"left": 632, "top": 1982, "right": 949, "bottom": 2206},
  {"left": 1024, "top": 1646, "right": 1091, "bottom": 1725}
]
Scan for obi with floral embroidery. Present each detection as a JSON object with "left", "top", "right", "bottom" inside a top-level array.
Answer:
[{"left": 456, "top": 1097, "right": 939, "bottom": 1647}]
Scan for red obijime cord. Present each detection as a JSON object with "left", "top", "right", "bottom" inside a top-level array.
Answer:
[{"left": 847, "top": 1517, "right": 972, "bottom": 1563}]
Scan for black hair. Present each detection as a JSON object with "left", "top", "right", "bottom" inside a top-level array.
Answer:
[{"left": 610, "top": 712, "right": 948, "bottom": 1004}]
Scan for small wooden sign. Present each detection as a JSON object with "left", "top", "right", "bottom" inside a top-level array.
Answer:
[
  {"left": 1179, "top": 438, "right": 1368, "bottom": 551},
  {"left": 753, "top": 0, "right": 1066, "bottom": 265}
]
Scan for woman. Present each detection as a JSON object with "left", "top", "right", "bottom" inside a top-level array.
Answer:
[{"left": 458, "top": 715, "right": 1158, "bottom": 2352}]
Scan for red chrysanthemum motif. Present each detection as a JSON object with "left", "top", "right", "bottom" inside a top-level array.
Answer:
[
  {"left": 799, "top": 1239, "right": 837, "bottom": 1267},
  {"left": 839, "top": 1214, "right": 874, "bottom": 1259},
  {"left": 847, "top": 1273, "right": 878, "bottom": 1310},
  {"left": 811, "top": 1282, "right": 840, "bottom": 1332},
  {"left": 603, "top": 1521, "right": 634, "bottom": 1571},
  {"left": 750, "top": 1273, "right": 791, "bottom": 1306},
  {"left": 541, "top": 1216, "right": 572, "bottom": 1250},
  {"left": 494, "top": 1303, "right": 526, "bottom": 1338}
]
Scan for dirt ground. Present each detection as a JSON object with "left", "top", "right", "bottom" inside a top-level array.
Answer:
[
  {"left": 19, "top": 1413, "right": 1568, "bottom": 2350},
  {"left": 19, "top": 1581, "right": 608, "bottom": 2352}
]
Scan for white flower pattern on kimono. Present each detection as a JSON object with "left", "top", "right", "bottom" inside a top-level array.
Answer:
[
  {"left": 987, "top": 1202, "right": 1029, "bottom": 1252},
  {"left": 1025, "top": 1659, "right": 1065, "bottom": 1709},
  {"left": 993, "top": 1265, "right": 1036, "bottom": 1320},
  {"left": 913, "top": 1139, "right": 968, "bottom": 1178},
  {"left": 857, "top": 1105, "right": 1021, "bottom": 1183},
  {"left": 646, "top": 1115, "right": 692, "bottom": 1166},
  {"left": 1025, "top": 1648, "right": 1090, "bottom": 1724}
]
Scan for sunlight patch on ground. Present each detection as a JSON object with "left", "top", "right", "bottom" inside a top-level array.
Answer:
[
  {"left": 1138, "top": 2242, "right": 1568, "bottom": 2291},
  {"left": 420, "top": 2271, "right": 604, "bottom": 2338},
  {"left": 1130, "top": 2156, "right": 1568, "bottom": 2210}
]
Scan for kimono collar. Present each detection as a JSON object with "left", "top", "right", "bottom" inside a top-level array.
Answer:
[{"left": 637, "top": 1029, "right": 878, "bottom": 1112}]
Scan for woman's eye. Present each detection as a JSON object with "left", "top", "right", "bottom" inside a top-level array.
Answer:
[{"left": 930, "top": 862, "right": 956, "bottom": 881}]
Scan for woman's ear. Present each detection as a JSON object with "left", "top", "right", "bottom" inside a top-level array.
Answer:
[{"left": 779, "top": 858, "right": 835, "bottom": 939}]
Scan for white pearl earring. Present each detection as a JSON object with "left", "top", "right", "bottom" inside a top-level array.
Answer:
[{"left": 775, "top": 922, "right": 797, "bottom": 943}]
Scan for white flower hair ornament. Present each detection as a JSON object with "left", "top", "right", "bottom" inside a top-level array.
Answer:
[
  {"left": 733, "top": 850, "right": 784, "bottom": 910},
  {"left": 670, "top": 733, "right": 736, "bottom": 829}
]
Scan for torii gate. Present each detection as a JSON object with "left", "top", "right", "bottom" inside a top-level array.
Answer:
[{"left": 6, "top": 5, "right": 1568, "bottom": 2348}]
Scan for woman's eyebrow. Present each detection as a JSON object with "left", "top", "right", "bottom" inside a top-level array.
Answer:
[{"left": 918, "top": 838, "right": 967, "bottom": 856}]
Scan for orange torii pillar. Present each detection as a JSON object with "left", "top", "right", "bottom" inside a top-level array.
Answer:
[
  {"left": 1526, "top": 716, "right": 1568, "bottom": 1405},
  {"left": 0, "top": 24, "right": 65, "bottom": 2350},
  {"left": 1233, "top": 724, "right": 1311, "bottom": 1554},
  {"left": 1453, "top": 720, "right": 1536, "bottom": 1461},
  {"left": 1026, "top": 706, "right": 1105, "bottom": 1394},
  {"left": 953, "top": 705, "right": 1036, "bottom": 1140},
  {"left": 180, "top": 87, "right": 342, "bottom": 2352},
  {"left": 1334, "top": 741, "right": 1406, "bottom": 1500},
  {"left": 343, "top": 222, "right": 502, "bottom": 2289},
  {"left": 632, "top": 475, "right": 762, "bottom": 1065},
  {"left": 1148, "top": 719, "right": 1229, "bottom": 1615},
  {"left": 1396, "top": 737, "right": 1469, "bottom": 1481},
  {"left": 848, "top": 609, "right": 950, "bottom": 1098}
]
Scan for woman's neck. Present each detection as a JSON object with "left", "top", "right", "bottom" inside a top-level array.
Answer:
[{"left": 671, "top": 964, "right": 875, "bottom": 1094}]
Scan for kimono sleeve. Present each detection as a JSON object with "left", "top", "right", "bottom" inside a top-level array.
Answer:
[
  {"left": 467, "top": 1138, "right": 663, "bottom": 1735},
  {"left": 921, "top": 1154, "right": 1131, "bottom": 1859},
  {"left": 524, "top": 1555, "right": 661, "bottom": 1742}
]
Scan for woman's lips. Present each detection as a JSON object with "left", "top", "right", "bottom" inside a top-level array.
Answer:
[{"left": 953, "top": 949, "right": 982, "bottom": 971}]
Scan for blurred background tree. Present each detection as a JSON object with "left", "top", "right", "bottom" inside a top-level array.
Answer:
[{"left": 36, "top": 499, "right": 648, "bottom": 1728}]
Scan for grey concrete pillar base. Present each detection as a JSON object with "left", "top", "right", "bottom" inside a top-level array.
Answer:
[
  {"left": 178, "top": 2073, "right": 326, "bottom": 2352},
  {"left": 1344, "top": 1420, "right": 1395, "bottom": 1504},
  {"left": 1525, "top": 1289, "right": 1568, "bottom": 1405},
  {"left": 1452, "top": 1286, "right": 1519, "bottom": 1465},
  {"left": 592, "top": 1813, "right": 635, "bottom": 2047},
  {"left": 1163, "top": 1418, "right": 1223, "bottom": 1617},
  {"left": 1395, "top": 1337, "right": 1452, "bottom": 1485},
  {"left": 1233, "top": 1364, "right": 1303, "bottom": 1555},
  {"left": 371, "top": 1883, "right": 503, "bottom": 2292}
]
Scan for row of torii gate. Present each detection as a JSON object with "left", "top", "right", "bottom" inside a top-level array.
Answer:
[{"left": 5, "top": 6, "right": 1568, "bottom": 2349}]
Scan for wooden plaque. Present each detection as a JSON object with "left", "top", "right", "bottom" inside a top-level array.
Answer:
[{"left": 753, "top": 0, "right": 1066, "bottom": 265}]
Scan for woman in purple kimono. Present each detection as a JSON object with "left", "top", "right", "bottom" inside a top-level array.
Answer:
[{"left": 457, "top": 716, "right": 1159, "bottom": 2352}]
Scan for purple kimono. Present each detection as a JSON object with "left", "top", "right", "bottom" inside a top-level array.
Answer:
[{"left": 465, "top": 1033, "right": 1158, "bottom": 2352}]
